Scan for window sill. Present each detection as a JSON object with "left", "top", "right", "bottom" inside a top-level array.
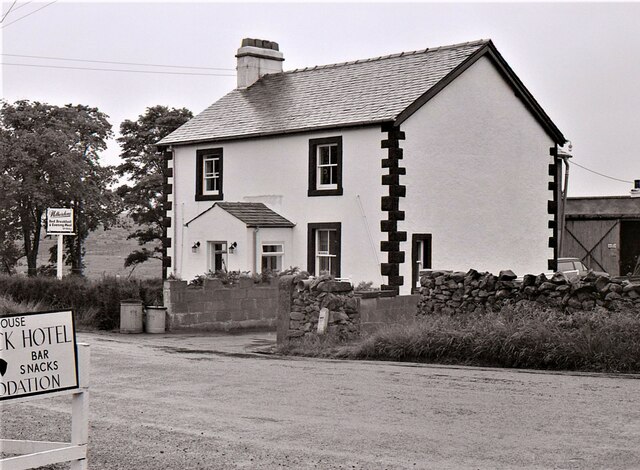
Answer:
[
  {"left": 308, "top": 188, "right": 343, "bottom": 197},
  {"left": 195, "top": 193, "right": 224, "bottom": 201}
]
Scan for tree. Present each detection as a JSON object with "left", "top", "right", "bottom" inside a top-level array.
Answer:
[
  {"left": 0, "top": 100, "right": 116, "bottom": 276},
  {"left": 0, "top": 207, "right": 22, "bottom": 275},
  {"left": 117, "top": 105, "right": 193, "bottom": 271}
]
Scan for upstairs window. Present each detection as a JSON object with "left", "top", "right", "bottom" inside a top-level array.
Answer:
[
  {"left": 196, "top": 148, "right": 223, "bottom": 201},
  {"left": 308, "top": 137, "right": 343, "bottom": 196}
]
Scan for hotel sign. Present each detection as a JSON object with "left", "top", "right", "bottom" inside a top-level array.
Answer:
[
  {"left": 46, "top": 208, "right": 74, "bottom": 234},
  {"left": 0, "top": 310, "right": 78, "bottom": 401}
]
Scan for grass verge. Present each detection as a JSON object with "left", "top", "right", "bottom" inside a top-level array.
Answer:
[
  {"left": 0, "top": 296, "right": 51, "bottom": 316},
  {"left": 279, "top": 301, "right": 640, "bottom": 373}
]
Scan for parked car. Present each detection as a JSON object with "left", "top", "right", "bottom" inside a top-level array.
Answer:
[{"left": 557, "top": 257, "right": 608, "bottom": 280}]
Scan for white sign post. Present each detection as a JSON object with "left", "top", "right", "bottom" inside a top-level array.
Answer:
[
  {"left": 46, "top": 208, "right": 75, "bottom": 280},
  {"left": 0, "top": 310, "right": 89, "bottom": 470}
]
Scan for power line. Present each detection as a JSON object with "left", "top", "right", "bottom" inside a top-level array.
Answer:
[
  {"left": 1, "top": 62, "right": 236, "bottom": 77},
  {"left": 0, "top": 0, "right": 18, "bottom": 23},
  {"left": 1, "top": 0, "right": 56, "bottom": 29},
  {"left": 10, "top": 1, "right": 34, "bottom": 13},
  {"left": 1, "top": 53, "right": 236, "bottom": 71},
  {"left": 571, "top": 161, "right": 634, "bottom": 184}
]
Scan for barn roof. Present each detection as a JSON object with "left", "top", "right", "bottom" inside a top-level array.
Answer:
[
  {"left": 158, "top": 39, "right": 565, "bottom": 146},
  {"left": 566, "top": 196, "right": 640, "bottom": 219}
]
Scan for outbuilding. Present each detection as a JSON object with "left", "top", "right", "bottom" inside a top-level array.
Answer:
[{"left": 563, "top": 196, "right": 640, "bottom": 276}]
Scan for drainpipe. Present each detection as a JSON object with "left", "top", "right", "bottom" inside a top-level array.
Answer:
[
  {"left": 557, "top": 142, "right": 572, "bottom": 257},
  {"left": 253, "top": 227, "right": 260, "bottom": 273}
]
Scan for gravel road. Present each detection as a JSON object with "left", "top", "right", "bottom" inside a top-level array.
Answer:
[{"left": 2, "top": 331, "right": 639, "bottom": 469}]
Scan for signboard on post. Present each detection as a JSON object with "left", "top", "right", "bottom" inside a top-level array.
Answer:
[
  {"left": 46, "top": 208, "right": 75, "bottom": 235},
  {"left": 0, "top": 310, "right": 78, "bottom": 401}
]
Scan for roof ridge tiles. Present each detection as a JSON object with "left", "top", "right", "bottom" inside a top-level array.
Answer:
[{"left": 284, "top": 39, "right": 489, "bottom": 74}]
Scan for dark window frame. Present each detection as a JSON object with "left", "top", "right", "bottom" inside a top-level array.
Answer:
[
  {"left": 308, "top": 137, "right": 343, "bottom": 197},
  {"left": 307, "top": 222, "right": 342, "bottom": 277},
  {"left": 411, "top": 233, "right": 432, "bottom": 290},
  {"left": 196, "top": 148, "right": 224, "bottom": 201}
]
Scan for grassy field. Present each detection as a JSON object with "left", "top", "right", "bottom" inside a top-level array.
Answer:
[{"left": 15, "top": 216, "right": 162, "bottom": 280}]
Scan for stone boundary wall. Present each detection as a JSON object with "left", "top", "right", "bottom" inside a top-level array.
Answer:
[
  {"left": 359, "top": 294, "right": 419, "bottom": 334},
  {"left": 285, "top": 277, "right": 359, "bottom": 340},
  {"left": 418, "top": 269, "right": 640, "bottom": 316},
  {"left": 163, "top": 278, "right": 279, "bottom": 331},
  {"left": 278, "top": 275, "right": 420, "bottom": 342}
]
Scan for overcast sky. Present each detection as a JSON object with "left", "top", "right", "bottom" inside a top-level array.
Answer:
[{"left": 2, "top": 1, "right": 639, "bottom": 197}]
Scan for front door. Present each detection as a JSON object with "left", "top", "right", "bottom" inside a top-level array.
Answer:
[{"left": 207, "top": 241, "right": 228, "bottom": 272}]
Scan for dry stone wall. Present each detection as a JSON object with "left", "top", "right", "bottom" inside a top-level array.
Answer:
[
  {"left": 280, "top": 275, "right": 421, "bottom": 342},
  {"left": 418, "top": 269, "right": 640, "bottom": 315},
  {"left": 287, "top": 278, "right": 360, "bottom": 339}
]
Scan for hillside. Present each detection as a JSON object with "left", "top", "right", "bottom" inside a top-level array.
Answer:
[{"left": 16, "top": 216, "right": 162, "bottom": 279}]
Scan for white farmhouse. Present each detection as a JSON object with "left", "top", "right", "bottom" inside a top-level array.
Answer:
[{"left": 158, "top": 38, "right": 567, "bottom": 295}]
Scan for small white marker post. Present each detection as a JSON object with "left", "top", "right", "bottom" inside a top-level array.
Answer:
[{"left": 317, "top": 307, "right": 329, "bottom": 334}]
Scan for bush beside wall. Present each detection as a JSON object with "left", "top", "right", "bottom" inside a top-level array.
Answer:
[{"left": 0, "top": 275, "right": 163, "bottom": 329}]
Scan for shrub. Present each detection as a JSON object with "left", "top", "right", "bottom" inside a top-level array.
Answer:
[
  {"left": 0, "top": 275, "right": 163, "bottom": 330},
  {"left": 188, "top": 267, "right": 305, "bottom": 287}
]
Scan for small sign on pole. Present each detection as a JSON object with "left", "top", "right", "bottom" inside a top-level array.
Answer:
[
  {"left": 1, "top": 310, "right": 78, "bottom": 401},
  {"left": 46, "top": 208, "right": 75, "bottom": 279},
  {"left": 46, "top": 208, "right": 75, "bottom": 235}
]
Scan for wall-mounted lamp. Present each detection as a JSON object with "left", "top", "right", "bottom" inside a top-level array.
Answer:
[
  {"left": 191, "top": 241, "right": 201, "bottom": 253},
  {"left": 229, "top": 242, "right": 238, "bottom": 254}
]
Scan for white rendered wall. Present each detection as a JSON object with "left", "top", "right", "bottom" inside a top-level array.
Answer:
[
  {"left": 399, "top": 56, "right": 555, "bottom": 291},
  {"left": 181, "top": 206, "right": 247, "bottom": 279},
  {"left": 170, "top": 127, "right": 386, "bottom": 286}
]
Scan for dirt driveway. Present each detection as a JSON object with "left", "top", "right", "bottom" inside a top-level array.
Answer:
[{"left": 2, "top": 331, "right": 640, "bottom": 469}]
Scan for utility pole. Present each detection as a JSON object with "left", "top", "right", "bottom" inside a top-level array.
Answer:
[{"left": 557, "top": 142, "right": 572, "bottom": 258}]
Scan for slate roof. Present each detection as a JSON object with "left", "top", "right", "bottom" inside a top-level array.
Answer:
[
  {"left": 185, "top": 202, "right": 295, "bottom": 228},
  {"left": 159, "top": 39, "right": 565, "bottom": 146}
]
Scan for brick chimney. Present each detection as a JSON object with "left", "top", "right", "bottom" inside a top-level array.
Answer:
[{"left": 236, "top": 38, "right": 284, "bottom": 89}]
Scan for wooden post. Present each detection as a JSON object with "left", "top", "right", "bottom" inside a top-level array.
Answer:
[
  {"left": 57, "top": 234, "right": 64, "bottom": 279},
  {"left": 71, "top": 343, "right": 90, "bottom": 470}
]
